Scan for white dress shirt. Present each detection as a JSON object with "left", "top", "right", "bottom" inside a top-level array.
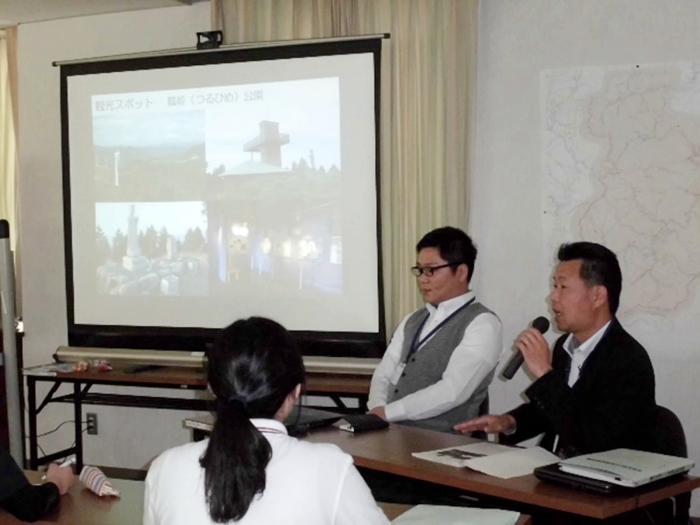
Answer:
[
  {"left": 368, "top": 292, "right": 503, "bottom": 422},
  {"left": 563, "top": 320, "right": 611, "bottom": 387},
  {"left": 143, "top": 419, "right": 389, "bottom": 525}
]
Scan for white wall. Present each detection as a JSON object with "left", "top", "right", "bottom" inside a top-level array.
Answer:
[
  {"left": 17, "top": 3, "right": 212, "bottom": 469},
  {"left": 473, "top": 0, "right": 700, "bottom": 516}
]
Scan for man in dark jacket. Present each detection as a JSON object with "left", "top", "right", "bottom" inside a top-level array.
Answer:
[
  {"left": 454, "top": 241, "right": 656, "bottom": 456},
  {"left": 454, "top": 242, "right": 668, "bottom": 524}
]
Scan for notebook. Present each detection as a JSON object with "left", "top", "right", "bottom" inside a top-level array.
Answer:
[
  {"left": 337, "top": 413, "right": 389, "bottom": 433},
  {"left": 534, "top": 463, "right": 624, "bottom": 494},
  {"left": 534, "top": 448, "right": 694, "bottom": 493}
]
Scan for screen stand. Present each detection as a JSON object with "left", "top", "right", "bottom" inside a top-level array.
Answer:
[{"left": 0, "top": 219, "right": 23, "bottom": 466}]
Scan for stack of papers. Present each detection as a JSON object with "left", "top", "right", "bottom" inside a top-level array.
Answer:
[
  {"left": 413, "top": 443, "right": 559, "bottom": 479},
  {"left": 23, "top": 363, "right": 76, "bottom": 376},
  {"left": 392, "top": 504, "right": 520, "bottom": 525}
]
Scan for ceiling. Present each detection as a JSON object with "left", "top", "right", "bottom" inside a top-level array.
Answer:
[{"left": 0, "top": 0, "right": 201, "bottom": 28}]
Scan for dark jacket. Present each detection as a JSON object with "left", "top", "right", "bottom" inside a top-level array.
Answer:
[
  {"left": 0, "top": 445, "right": 60, "bottom": 522},
  {"left": 505, "top": 318, "right": 656, "bottom": 457}
]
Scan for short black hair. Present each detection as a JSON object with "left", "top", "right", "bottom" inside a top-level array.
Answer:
[
  {"left": 416, "top": 227, "right": 477, "bottom": 282},
  {"left": 558, "top": 242, "right": 622, "bottom": 314}
]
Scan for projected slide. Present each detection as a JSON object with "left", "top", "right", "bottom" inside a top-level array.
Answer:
[
  {"left": 66, "top": 48, "right": 379, "bottom": 333},
  {"left": 90, "top": 78, "right": 343, "bottom": 301}
]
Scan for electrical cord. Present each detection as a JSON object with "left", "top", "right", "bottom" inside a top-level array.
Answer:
[{"left": 37, "top": 420, "right": 88, "bottom": 438}]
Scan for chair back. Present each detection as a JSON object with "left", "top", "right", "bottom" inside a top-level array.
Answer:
[{"left": 654, "top": 405, "right": 690, "bottom": 525}]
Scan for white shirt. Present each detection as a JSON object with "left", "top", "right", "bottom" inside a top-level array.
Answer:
[
  {"left": 143, "top": 419, "right": 389, "bottom": 525},
  {"left": 368, "top": 292, "right": 503, "bottom": 422},
  {"left": 563, "top": 321, "right": 611, "bottom": 387}
]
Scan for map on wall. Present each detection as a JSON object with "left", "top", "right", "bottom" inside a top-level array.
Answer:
[{"left": 541, "top": 62, "right": 700, "bottom": 359}]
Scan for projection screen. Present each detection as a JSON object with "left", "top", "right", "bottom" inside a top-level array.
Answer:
[{"left": 60, "top": 38, "right": 385, "bottom": 357}]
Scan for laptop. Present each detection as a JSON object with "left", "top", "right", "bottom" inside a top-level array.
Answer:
[
  {"left": 285, "top": 406, "right": 343, "bottom": 436},
  {"left": 534, "top": 449, "right": 694, "bottom": 494}
]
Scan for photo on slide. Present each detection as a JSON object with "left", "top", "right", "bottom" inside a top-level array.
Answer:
[
  {"left": 94, "top": 201, "right": 208, "bottom": 297},
  {"left": 204, "top": 77, "right": 344, "bottom": 297},
  {"left": 92, "top": 110, "right": 206, "bottom": 202}
]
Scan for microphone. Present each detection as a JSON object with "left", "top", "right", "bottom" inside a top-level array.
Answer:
[{"left": 501, "top": 316, "right": 550, "bottom": 380}]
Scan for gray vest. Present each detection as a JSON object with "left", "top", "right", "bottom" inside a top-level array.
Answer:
[{"left": 386, "top": 302, "right": 495, "bottom": 433}]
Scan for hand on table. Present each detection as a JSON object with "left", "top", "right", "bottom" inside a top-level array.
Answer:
[
  {"left": 368, "top": 406, "right": 387, "bottom": 421},
  {"left": 45, "top": 462, "right": 76, "bottom": 495},
  {"left": 453, "top": 414, "right": 516, "bottom": 434}
]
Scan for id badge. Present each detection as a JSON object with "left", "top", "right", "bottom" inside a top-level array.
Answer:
[{"left": 390, "top": 363, "right": 406, "bottom": 384}]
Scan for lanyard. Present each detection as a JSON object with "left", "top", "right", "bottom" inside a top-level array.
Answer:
[{"left": 405, "top": 298, "right": 476, "bottom": 363}]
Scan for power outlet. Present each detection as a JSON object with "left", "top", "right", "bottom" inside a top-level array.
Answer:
[{"left": 86, "top": 413, "right": 98, "bottom": 435}]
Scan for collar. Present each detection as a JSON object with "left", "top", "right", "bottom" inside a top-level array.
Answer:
[
  {"left": 250, "top": 418, "right": 288, "bottom": 435},
  {"left": 563, "top": 320, "right": 611, "bottom": 359},
  {"left": 425, "top": 291, "right": 475, "bottom": 317}
]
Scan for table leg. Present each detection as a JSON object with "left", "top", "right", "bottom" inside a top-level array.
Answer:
[
  {"left": 27, "top": 376, "right": 37, "bottom": 470},
  {"left": 329, "top": 395, "right": 348, "bottom": 410},
  {"left": 358, "top": 394, "right": 368, "bottom": 412},
  {"left": 74, "top": 382, "right": 83, "bottom": 471}
]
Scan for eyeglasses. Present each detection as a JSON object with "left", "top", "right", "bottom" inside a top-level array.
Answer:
[{"left": 410, "top": 262, "right": 461, "bottom": 277}]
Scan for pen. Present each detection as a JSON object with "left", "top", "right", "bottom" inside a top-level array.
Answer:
[{"left": 41, "top": 455, "right": 76, "bottom": 480}]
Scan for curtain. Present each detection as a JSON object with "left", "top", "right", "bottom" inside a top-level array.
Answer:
[
  {"left": 219, "top": 0, "right": 477, "bottom": 334},
  {"left": 0, "top": 27, "right": 18, "bottom": 253}
]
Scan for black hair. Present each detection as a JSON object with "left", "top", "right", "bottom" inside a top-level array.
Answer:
[
  {"left": 558, "top": 242, "right": 622, "bottom": 314},
  {"left": 416, "top": 226, "right": 477, "bottom": 281},
  {"left": 199, "top": 317, "right": 305, "bottom": 522}
]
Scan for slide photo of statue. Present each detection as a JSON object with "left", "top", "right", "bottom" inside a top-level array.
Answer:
[
  {"left": 94, "top": 202, "right": 208, "bottom": 297},
  {"left": 92, "top": 110, "right": 206, "bottom": 202},
  {"left": 204, "top": 77, "right": 343, "bottom": 298}
]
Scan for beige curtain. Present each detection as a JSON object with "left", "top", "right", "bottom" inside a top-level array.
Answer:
[
  {"left": 0, "top": 27, "right": 19, "bottom": 252},
  {"left": 219, "top": 0, "right": 477, "bottom": 334}
]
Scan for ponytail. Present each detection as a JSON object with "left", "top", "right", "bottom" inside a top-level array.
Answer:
[
  {"left": 201, "top": 317, "right": 305, "bottom": 522},
  {"left": 199, "top": 398, "right": 272, "bottom": 523}
]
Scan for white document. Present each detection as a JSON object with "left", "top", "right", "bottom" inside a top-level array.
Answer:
[
  {"left": 465, "top": 446, "right": 560, "bottom": 479},
  {"left": 391, "top": 504, "right": 520, "bottom": 525},
  {"left": 412, "top": 442, "right": 515, "bottom": 468},
  {"left": 23, "top": 363, "right": 77, "bottom": 376}
]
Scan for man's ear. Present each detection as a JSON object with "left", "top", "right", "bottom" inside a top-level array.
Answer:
[
  {"left": 592, "top": 285, "right": 608, "bottom": 310},
  {"left": 458, "top": 263, "right": 470, "bottom": 284}
]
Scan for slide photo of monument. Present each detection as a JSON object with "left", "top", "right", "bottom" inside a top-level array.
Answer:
[
  {"left": 94, "top": 202, "right": 208, "bottom": 297},
  {"left": 204, "top": 78, "right": 343, "bottom": 297},
  {"left": 92, "top": 110, "right": 206, "bottom": 202}
]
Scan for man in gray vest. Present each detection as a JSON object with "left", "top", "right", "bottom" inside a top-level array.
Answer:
[{"left": 368, "top": 226, "right": 502, "bottom": 433}]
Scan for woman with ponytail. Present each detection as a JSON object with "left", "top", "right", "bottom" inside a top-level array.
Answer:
[{"left": 143, "top": 317, "right": 389, "bottom": 524}]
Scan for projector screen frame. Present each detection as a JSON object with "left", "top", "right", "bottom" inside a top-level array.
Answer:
[{"left": 60, "top": 36, "right": 387, "bottom": 359}]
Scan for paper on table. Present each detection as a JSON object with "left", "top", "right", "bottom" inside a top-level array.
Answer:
[
  {"left": 391, "top": 504, "right": 520, "bottom": 525},
  {"left": 465, "top": 446, "right": 560, "bottom": 479},
  {"left": 412, "top": 441, "right": 515, "bottom": 468},
  {"left": 23, "top": 363, "right": 76, "bottom": 376}
]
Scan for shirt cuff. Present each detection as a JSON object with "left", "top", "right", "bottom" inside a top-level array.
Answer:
[{"left": 383, "top": 400, "right": 405, "bottom": 422}]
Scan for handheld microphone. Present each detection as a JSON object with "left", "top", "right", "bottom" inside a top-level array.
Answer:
[{"left": 501, "top": 316, "right": 550, "bottom": 380}]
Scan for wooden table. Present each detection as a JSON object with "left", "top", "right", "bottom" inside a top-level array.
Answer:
[
  {"left": 304, "top": 423, "right": 700, "bottom": 520},
  {"left": 0, "top": 473, "right": 532, "bottom": 524},
  {"left": 25, "top": 365, "right": 371, "bottom": 470},
  {"left": 0, "top": 472, "right": 143, "bottom": 525}
]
